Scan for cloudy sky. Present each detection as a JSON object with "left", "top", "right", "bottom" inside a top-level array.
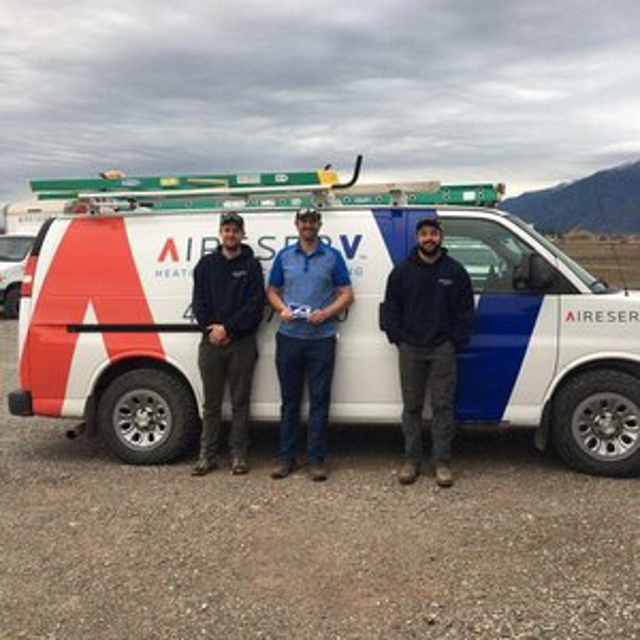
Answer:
[{"left": 2, "top": 0, "right": 640, "bottom": 203}]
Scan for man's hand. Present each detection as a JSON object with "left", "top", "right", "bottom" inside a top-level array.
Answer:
[
  {"left": 307, "top": 309, "right": 329, "bottom": 325},
  {"left": 207, "top": 324, "right": 229, "bottom": 345},
  {"left": 280, "top": 308, "right": 295, "bottom": 323}
]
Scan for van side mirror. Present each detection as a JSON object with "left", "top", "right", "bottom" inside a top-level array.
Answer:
[{"left": 528, "top": 254, "right": 555, "bottom": 290}]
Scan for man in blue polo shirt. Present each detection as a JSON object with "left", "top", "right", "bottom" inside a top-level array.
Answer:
[{"left": 267, "top": 207, "right": 354, "bottom": 481}]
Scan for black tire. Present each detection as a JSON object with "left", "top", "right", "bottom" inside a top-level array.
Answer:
[
  {"left": 552, "top": 370, "right": 640, "bottom": 477},
  {"left": 97, "top": 368, "right": 199, "bottom": 465},
  {"left": 3, "top": 286, "right": 21, "bottom": 319}
]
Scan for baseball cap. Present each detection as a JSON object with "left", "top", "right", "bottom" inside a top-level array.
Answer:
[
  {"left": 295, "top": 207, "right": 322, "bottom": 221},
  {"left": 416, "top": 216, "right": 442, "bottom": 233},
  {"left": 220, "top": 211, "right": 245, "bottom": 230}
]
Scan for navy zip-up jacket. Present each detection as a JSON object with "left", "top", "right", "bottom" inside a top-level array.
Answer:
[
  {"left": 383, "top": 247, "right": 475, "bottom": 350},
  {"left": 192, "top": 244, "right": 266, "bottom": 338}
]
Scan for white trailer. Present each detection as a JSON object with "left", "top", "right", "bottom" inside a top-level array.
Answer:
[{"left": 2, "top": 199, "right": 68, "bottom": 235}]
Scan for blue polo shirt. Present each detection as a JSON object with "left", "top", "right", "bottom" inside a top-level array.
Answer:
[{"left": 269, "top": 240, "right": 352, "bottom": 339}]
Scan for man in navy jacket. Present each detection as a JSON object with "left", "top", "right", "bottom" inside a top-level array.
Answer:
[
  {"left": 383, "top": 216, "right": 474, "bottom": 488},
  {"left": 191, "top": 212, "right": 265, "bottom": 476}
]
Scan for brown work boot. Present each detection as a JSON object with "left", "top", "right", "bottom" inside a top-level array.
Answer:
[
  {"left": 270, "top": 459, "right": 296, "bottom": 480},
  {"left": 191, "top": 457, "right": 218, "bottom": 477},
  {"left": 398, "top": 461, "right": 420, "bottom": 485},
  {"left": 434, "top": 463, "right": 454, "bottom": 488},
  {"left": 231, "top": 457, "right": 249, "bottom": 475},
  {"left": 308, "top": 461, "right": 328, "bottom": 482}
]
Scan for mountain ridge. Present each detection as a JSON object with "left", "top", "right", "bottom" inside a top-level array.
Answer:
[{"left": 500, "top": 160, "right": 640, "bottom": 233}]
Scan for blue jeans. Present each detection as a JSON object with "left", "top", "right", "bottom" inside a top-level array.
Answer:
[{"left": 275, "top": 333, "right": 337, "bottom": 463}]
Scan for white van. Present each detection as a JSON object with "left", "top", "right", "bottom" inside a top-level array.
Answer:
[
  {"left": 0, "top": 234, "right": 36, "bottom": 318},
  {"left": 7, "top": 165, "right": 640, "bottom": 476}
]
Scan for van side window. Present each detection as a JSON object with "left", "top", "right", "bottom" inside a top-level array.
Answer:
[{"left": 441, "top": 218, "right": 575, "bottom": 294}]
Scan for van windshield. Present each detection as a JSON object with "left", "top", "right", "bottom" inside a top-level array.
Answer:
[
  {"left": 505, "top": 214, "right": 610, "bottom": 293},
  {"left": 0, "top": 236, "right": 34, "bottom": 262}
]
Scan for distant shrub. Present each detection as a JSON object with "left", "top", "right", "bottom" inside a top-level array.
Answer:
[{"left": 566, "top": 229, "right": 596, "bottom": 241}]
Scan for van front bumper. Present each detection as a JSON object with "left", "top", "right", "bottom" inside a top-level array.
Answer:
[{"left": 8, "top": 390, "right": 33, "bottom": 416}]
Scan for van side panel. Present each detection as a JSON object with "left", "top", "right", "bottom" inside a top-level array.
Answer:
[
  {"left": 24, "top": 207, "right": 567, "bottom": 424},
  {"left": 121, "top": 210, "right": 398, "bottom": 421},
  {"left": 22, "top": 217, "right": 165, "bottom": 416}
]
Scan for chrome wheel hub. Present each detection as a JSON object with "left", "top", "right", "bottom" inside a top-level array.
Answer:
[
  {"left": 593, "top": 411, "right": 618, "bottom": 437},
  {"left": 113, "top": 389, "right": 172, "bottom": 450},
  {"left": 572, "top": 392, "right": 640, "bottom": 461}
]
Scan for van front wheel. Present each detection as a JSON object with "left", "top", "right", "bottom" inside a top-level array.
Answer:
[
  {"left": 98, "top": 369, "right": 198, "bottom": 465},
  {"left": 552, "top": 370, "right": 640, "bottom": 477}
]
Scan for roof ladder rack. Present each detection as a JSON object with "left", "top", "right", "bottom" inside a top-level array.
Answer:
[{"left": 29, "top": 155, "right": 505, "bottom": 213}]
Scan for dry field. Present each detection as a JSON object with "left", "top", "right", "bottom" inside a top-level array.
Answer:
[{"left": 555, "top": 237, "right": 640, "bottom": 289}]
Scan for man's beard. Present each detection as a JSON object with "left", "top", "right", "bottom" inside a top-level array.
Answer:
[{"left": 418, "top": 242, "right": 440, "bottom": 258}]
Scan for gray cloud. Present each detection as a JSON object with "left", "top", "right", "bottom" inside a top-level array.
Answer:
[{"left": 2, "top": 0, "right": 640, "bottom": 202}]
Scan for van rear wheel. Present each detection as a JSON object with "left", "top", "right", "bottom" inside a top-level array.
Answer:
[
  {"left": 3, "top": 286, "right": 21, "bottom": 319},
  {"left": 98, "top": 369, "right": 198, "bottom": 465},
  {"left": 552, "top": 370, "right": 640, "bottom": 477}
]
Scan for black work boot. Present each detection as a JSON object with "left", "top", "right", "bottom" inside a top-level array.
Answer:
[
  {"left": 270, "top": 459, "right": 296, "bottom": 479},
  {"left": 398, "top": 461, "right": 420, "bottom": 485},
  {"left": 191, "top": 457, "right": 218, "bottom": 477},
  {"left": 308, "top": 461, "right": 328, "bottom": 482},
  {"left": 434, "top": 463, "right": 454, "bottom": 488},
  {"left": 231, "top": 457, "right": 249, "bottom": 475}
]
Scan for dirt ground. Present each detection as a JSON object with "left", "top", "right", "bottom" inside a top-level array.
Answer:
[
  {"left": 1, "top": 320, "right": 639, "bottom": 639},
  {"left": 556, "top": 238, "right": 640, "bottom": 289}
]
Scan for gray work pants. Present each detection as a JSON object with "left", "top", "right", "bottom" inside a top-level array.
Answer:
[
  {"left": 399, "top": 341, "right": 457, "bottom": 464},
  {"left": 197, "top": 333, "right": 258, "bottom": 460}
]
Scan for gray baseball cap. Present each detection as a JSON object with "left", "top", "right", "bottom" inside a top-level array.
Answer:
[{"left": 220, "top": 211, "right": 245, "bottom": 230}]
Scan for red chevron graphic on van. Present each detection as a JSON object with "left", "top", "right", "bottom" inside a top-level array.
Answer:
[{"left": 21, "top": 218, "right": 165, "bottom": 416}]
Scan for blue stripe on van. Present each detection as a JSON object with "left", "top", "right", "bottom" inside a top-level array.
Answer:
[
  {"left": 455, "top": 295, "right": 543, "bottom": 422},
  {"left": 372, "top": 209, "right": 408, "bottom": 266},
  {"left": 373, "top": 207, "right": 439, "bottom": 265},
  {"left": 370, "top": 209, "right": 543, "bottom": 423}
]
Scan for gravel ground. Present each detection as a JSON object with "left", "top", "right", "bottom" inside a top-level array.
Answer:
[{"left": 1, "top": 318, "right": 639, "bottom": 639}]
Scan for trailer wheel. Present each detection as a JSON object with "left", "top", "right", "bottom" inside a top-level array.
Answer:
[
  {"left": 3, "top": 286, "right": 21, "bottom": 319},
  {"left": 98, "top": 368, "right": 198, "bottom": 465},
  {"left": 552, "top": 370, "right": 640, "bottom": 477}
]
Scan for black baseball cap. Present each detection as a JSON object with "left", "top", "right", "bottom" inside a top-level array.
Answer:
[
  {"left": 220, "top": 211, "right": 245, "bottom": 230},
  {"left": 295, "top": 207, "right": 322, "bottom": 221},
  {"left": 416, "top": 216, "right": 442, "bottom": 233}
]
